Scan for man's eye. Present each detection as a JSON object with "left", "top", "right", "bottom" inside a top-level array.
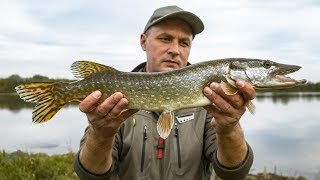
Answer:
[
  {"left": 160, "top": 37, "right": 170, "bottom": 42},
  {"left": 180, "top": 41, "right": 190, "bottom": 47}
]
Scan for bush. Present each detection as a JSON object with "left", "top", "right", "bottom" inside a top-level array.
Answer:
[{"left": 0, "top": 150, "right": 78, "bottom": 180}]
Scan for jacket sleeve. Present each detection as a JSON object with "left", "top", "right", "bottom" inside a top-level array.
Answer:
[
  {"left": 203, "top": 112, "right": 254, "bottom": 180},
  {"left": 73, "top": 126, "right": 122, "bottom": 180}
]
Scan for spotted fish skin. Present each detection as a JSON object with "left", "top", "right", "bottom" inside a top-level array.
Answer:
[
  {"left": 73, "top": 61, "right": 227, "bottom": 111},
  {"left": 46, "top": 60, "right": 227, "bottom": 112},
  {"left": 15, "top": 58, "right": 306, "bottom": 139}
]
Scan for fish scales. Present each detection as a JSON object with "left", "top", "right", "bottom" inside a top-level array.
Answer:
[
  {"left": 15, "top": 58, "right": 306, "bottom": 138},
  {"left": 63, "top": 60, "right": 226, "bottom": 111}
]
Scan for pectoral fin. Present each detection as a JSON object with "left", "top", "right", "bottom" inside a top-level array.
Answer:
[
  {"left": 221, "top": 81, "right": 238, "bottom": 95},
  {"left": 221, "top": 81, "right": 256, "bottom": 115},
  {"left": 246, "top": 100, "right": 256, "bottom": 115},
  {"left": 157, "top": 111, "right": 174, "bottom": 139}
]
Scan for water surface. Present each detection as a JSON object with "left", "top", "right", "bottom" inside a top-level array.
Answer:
[{"left": 0, "top": 93, "right": 319, "bottom": 177}]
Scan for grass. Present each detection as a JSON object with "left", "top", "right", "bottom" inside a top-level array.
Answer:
[
  {"left": 0, "top": 150, "right": 78, "bottom": 180},
  {"left": 0, "top": 150, "right": 309, "bottom": 179}
]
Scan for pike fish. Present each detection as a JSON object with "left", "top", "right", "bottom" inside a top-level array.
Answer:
[{"left": 15, "top": 58, "right": 306, "bottom": 139}]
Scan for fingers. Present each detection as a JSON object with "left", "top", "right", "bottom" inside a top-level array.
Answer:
[
  {"left": 79, "top": 91, "right": 134, "bottom": 139},
  {"left": 203, "top": 81, "right": 256, "bottom": 134},
  {"left": 79, "top": 91, "right": 131, "bottom": 122},
  {"left": 205, "top": 81, "right": 256, "bottom": 109},
  {"left": 90, "top": 92, "right": 129, "bottom": 124},
  {"left": 235, "top": 80, "right": 256, "bottom": 101},
  {"left": 203, "top": 87, "right": 244, "bottom": 134},
  {"left": 79, "top": 91, "right": 102, "bottom": 113},
  {"left": 95, "top": 92, "right": 126, "bottom": 118},
  {"left": 204, "top": 84, "right": 245, "bottom": 114},
  {"left": 203, "top": 103, "right": 221, "bottom": 116},
  {"left": 119, "top": 109, "right": 139, "bottom": 121}
]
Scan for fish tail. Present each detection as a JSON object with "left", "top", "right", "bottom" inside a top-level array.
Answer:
[{"left": 15, "top": 82, "right": 67, "bottom": 123}]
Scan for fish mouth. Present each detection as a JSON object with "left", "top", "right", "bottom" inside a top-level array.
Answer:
[
  {"left": 257, "top": 64, "right": 307, "bottom": 89},
  {"left": 272, "top": 75, "right": 307, "bottom": 87}
]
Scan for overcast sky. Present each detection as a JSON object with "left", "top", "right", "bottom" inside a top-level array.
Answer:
[{"left": 1, "top": 0, "right": 319, "bottom": 82}]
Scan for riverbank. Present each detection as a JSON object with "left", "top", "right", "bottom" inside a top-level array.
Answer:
[
  {"left": 0, "top": 150, "right": 77, "bottom": 179},
  {"left": 0, "top": 150, "right": 308, "bottom": 180}
]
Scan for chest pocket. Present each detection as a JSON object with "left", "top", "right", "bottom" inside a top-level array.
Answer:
[
  {"left": 118, "top": 114, "right": 156, "bottom": 178},
  {"left": 169, "top": 110, "right": 206, "bottom": 178}
]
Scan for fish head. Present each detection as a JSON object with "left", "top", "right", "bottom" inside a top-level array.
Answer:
[{"left": 229, "top": 59, "right": 307, "bottom": 89}]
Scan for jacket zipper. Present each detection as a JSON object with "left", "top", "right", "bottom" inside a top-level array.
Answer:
[
  {"left": 141, "top": 125, "right": 147, "bottom": 172},
  {"left": 175, "top": 123, "right": 182, "bottom": 168}
]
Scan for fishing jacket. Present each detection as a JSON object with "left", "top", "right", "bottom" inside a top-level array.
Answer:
[{"left": 74, "top": 62, "right": 254, "bottom": 180}]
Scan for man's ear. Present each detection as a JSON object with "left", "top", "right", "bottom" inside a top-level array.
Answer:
[{"left": 140, "top": 33, "right": 147, "bottom": 51}]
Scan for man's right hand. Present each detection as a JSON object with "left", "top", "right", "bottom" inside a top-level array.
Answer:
[
  {"left": 78, "top": 91, "right": 137, "bottom": 174},
  {"left": 79, "top": 90, "right": 137, "bottom": 139}
]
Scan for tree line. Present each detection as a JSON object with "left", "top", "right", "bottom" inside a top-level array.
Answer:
[
  {"left": 0, "top": 74, "right": 319, "bottom": 94},
  {"left": 0, "top": 74, "right": 73, "bottom": 94}
]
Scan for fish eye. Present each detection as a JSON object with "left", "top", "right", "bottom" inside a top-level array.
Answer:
[{"left": 263, "top": 61, "right": 272, "bottom": 69}]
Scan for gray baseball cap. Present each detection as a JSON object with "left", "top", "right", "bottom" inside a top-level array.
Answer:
[{"left": 143, "top": 5, "right": 204, "bottom": 36}]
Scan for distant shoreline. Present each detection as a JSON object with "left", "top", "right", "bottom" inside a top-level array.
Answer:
[{"left": 257, "top": 91, "right": 320, "bottom": 96}]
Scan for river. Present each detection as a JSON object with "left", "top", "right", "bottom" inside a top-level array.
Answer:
[{"left": 0, "top": 93, "right": 319, "bottom": 178}]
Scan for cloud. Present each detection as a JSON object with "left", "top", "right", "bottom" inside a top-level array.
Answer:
[
  {"left": 0, "top": 0, "right": 319, "bottom": 82},
  {"left": 0, "top": 1, "right": 44, "bottom": 35},
  {"left": 188, "top": 1, "right": 320, "bottom": 82}
]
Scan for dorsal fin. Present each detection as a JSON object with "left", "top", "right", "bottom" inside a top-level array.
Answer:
[{"left": 71, "top": 61, "right": 118, "bottom": 79}]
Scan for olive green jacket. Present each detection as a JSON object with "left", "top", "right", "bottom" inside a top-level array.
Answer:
[
  {"left": 74, "top": 108, "right": 253, "bottom": 180},
  {"left": 73, "top": 62, "right": 253, "bottom": 180}
]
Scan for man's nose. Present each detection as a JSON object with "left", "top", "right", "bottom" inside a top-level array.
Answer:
[{"left": 167, "top": 41, "right": 180, "bottom": 56}]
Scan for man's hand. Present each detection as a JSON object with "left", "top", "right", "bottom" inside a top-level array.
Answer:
[
  {"left": 203, "top": 80, "right": 256, "bottom": 167},
  {"left": 203, "top": 81, "right": 256, "bottom": 135},
  {"left": 79, "top": 91, "right": 137, "bottom": 139},
  {"left": 78, "top": 91, "right": 137, "bottom": 174}
]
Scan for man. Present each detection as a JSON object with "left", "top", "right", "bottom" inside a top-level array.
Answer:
[{"left": 74, "top": 5, "right": 255, "bottom": 180}]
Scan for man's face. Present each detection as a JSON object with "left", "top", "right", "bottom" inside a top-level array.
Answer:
[{"left": 140, "top": 18, "right": 193, "bottom": 72}]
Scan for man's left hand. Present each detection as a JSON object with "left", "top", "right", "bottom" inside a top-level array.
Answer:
[{"left": 203, "top": 80, "right": 256, "bottom": 135}]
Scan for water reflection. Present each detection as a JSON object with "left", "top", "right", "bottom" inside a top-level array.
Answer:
[
  {"left": 256, "top": 92, "right": 320, "bottom": 105},
  {"left": 0, "top": 94, "right": 33, "bottom": 111},
  {"left": 1, "top": 93, "right": 320, "bottom": 178},
  {"left": 0, "top": 94, "right": 77, "bottom": 112},
  {"left": 241, "top": 95, "right": 320, "bottom": 179}
]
